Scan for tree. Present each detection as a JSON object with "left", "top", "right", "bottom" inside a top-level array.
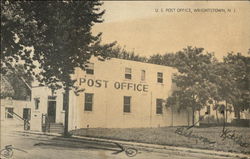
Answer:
[
  {"left": 1, "top": 1, "right": 114, "bottom": 135},
  {"left": 148, "top": 53, "right": 177, "bottom": 66},
  {"left": 207, "top": 61, "right": 236, "bottom": 123},
  {"left": 1, "top": 1, "right": 39, "bottom": 74},
  {"left": 108, "top": 45, "right": 148, "bottom": 62},
  {"left": 205, "top": 52, "right": 250, "bottom": 123},
  {"left": 148, "top": 54, "right": 163, "bottom": 65},
  {"left": 222, "top": 53, "right": 250, "bottom": 119},
  {"left": 166, "top": 47, "right": 216, "bottom": 125}
]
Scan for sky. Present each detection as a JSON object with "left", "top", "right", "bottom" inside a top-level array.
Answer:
[{"left": 93, "top": 1, "right": 250, "bottom": 60}]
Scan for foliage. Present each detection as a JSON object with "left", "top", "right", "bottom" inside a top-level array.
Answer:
[
  {"left": 1, "top": 0, "right": 114, "bottom": 90},
  {"left": 163, "top": 47, "right": 250, "bottom": 119},
  {"left": 166, "top": 47, "right": 215, "bottom": 113},
  {"left": 1, "top": 1, "right": 38, "bottom": 74},
  {"left": 1, "top": 1, "right": 116, "bottom": 135},
  {"left": 0, "top": 75, "right": 15, "bottom": 98},
  {"left": 148, "top": 53, "right": 176, "bottom": 66},
  {"left": 205, "top": 52, "right": 250, "bottom": 119},
  {"left": 108, "top": 45, "right": 148, "bottom": 62},
  {"left": 2, "top": 65, "right": 33, "bottom": 100},
  {"left": 222, "top": 53, "right": 250, "bottom": 117}
]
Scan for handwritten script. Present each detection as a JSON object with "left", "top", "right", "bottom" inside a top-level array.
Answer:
[
  {"left": 175, "top": 125, "right": 250, "bottom": 148},
  {"left": 175, "top": 127, "right": 216, "bottom": 144},
  {"left": 0, "top": 145, "right": 27, "bottom": 159},
  {"left": 112, "top": 142, "right": 138, "bottom": 157},
  {"left": 220, "top": 128, "right": 249, "bottom": 148}
]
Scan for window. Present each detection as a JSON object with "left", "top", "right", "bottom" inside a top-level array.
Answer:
[
  {"left": 86, "top": 63, "right": 94, "bottom": 75},
  {"left": 125, "top": 68, "right": 132, "bottom": 79},
  {"left": 34, "top": 98, "right": 40, "bottom": 110},
  {"left": 141, "top": 70, "right": 146, "bottom": 81},
  {"left": 156, "top": 99, "right": 163, "bottom": 114},
  {"left": 157, "top": 72, "right": 163, "bottom": 83},
  {"left": 5, "top": 107, "right": 14, "bottom": 119},
  {"left": 84, "top": 93, "right": 93, "bottom": 111},
  {"left": 123, "top": 96, "right": 131, "bottom": 113}
]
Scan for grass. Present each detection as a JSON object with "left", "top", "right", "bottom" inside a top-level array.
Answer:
[{"left": 70, "top": 126, "right": 250, "bottom": 154}]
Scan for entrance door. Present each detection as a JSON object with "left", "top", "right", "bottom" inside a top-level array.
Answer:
[
  {"left": 47, "top": 101, "right": 56, "bottom": 123},
  {"left": 23, "top": 108, "right": 31, "bottom": 120}
]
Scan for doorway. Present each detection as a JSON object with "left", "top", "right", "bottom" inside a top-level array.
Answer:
[
  {"left": 47, "top": 101, "right": 56, "bottom": 123},
  {"left": 23, "top": 108, "right": 31, "bottom": 120}
]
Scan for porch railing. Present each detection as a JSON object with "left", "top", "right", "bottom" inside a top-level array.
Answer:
[
  {"left": 42, "top": 114, "right": 50, "bottom": 132},
  {"left": 5, "top": 111, "right": 30, "bottom": 130}
]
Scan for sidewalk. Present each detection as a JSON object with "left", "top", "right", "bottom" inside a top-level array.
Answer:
[{"left": 16, "top": 130, "right": 250, "bottom": 159}]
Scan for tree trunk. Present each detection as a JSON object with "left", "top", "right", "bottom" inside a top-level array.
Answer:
[
  {"left": 64, "top": 87, "right": 69, "bottom": 136},
  {"left": 225, "top": 101, "right": 228, "bottom": 125},
  {"left": 223, "top": 106, "right": 226, "bottom": 131},
  {"left": 215, "top": 101, "right": 219, "bottom": 124},
  {"left": 198, "top": 110, "right": 201, "bottom": 125},
  {"left": 237, "top": 111, "right": 241, "bottom": 119},
  {"left": 216, "top": 108, "right": 219, "bottom": 124},
  {"left": 192, "top": 106, "right": 195, "bottom": 125}
]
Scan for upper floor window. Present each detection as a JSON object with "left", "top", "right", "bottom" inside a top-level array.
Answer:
[
  {"left": 5, "top": 107, "right": 14, "bottom": 119},
  {"left": 86, "top": 63, "right": 94, "bottom": 75},
  {"left": 125, "top": 68, "right": 132, "bottom": 79},
  {"left": 157, "top": 72, "right": 163, "bottom": 83},
  {"left": 34, "top": 98, "right": 40, "bottom": 110},
  {"left": 141, "top": 70, "right": 146, "bottom": 81},
  {"left": 123, "top": 96, "right": 131, "bottom": 113},
  {"left": 156, "top": 99, "right": 163, "bottom": 114},
  {"left": 84, "top": 93, "right": 93, "bottom": 111}
]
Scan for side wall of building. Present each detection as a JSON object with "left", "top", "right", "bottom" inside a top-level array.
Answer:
[
  {"left": 68, "top": 58, "right": 193, "bottom": 130},
  {"left": 30, "top": 86, "right": 65, "bottom": 131},
  {"left": 1, "top": 99, "right": 31, "bottom": 126}
]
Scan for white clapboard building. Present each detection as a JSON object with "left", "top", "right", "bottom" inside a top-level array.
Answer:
[{"left": 30, "top": 57, "right": 195, "bottom": 132}]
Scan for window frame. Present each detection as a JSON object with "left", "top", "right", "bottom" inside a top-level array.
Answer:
[
  {"left": 157, "top": 72, "right": 163, "bottom": 83},
  {"left": 34, "top": 98, "right": 40, "bottom": 110},
  {"left": 5, "top": 107, "right": 14, "bottom": 119},
  {"left": 123, "top": 96, "right": 131, "bottom": 113},
  {"left": 125, "top": 68, "right": 132, "bottom": 80},
  {"left": 156, "top": 98, "right": 163, "bottom": 114},
  {"left": 84, "top": 93, "right": 94, "bottom": 111},
  {"left": 86, "top": 63, "right": 94, "bottom": 75}
]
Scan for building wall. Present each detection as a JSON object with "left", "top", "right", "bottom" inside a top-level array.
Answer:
[
  {"left": 0, "top": 98, "right": 31, "bottom": 126},
  {"left": 241, "top": 110, "right": 250, "bottom": 119},
  {"left": 29, "top": 58, "right": 194, "bottom": 131},
  {"left": 30, "top": 86, "right": 65, "bottom": 131},
  {"left": 200, "top": 103, "right": 235, "bottom": 125},
  {"left": 69, "top": 58, "right": 193, "bottom": 130},
  {"left": 200, "top": 104, "right": 250, "bottom": 125}
]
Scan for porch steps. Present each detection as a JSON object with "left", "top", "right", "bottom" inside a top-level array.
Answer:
[{"left": 49, "top": 123, "right": 64, "bottom": 134}]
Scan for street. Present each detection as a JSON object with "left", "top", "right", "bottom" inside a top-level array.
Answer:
[{"left": 0, "top": 126, "right": 245, "bottom": 159}]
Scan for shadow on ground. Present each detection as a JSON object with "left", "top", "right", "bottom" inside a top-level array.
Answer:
[{"left": 33, "top": 136, "right": 120, "bottom": 152}]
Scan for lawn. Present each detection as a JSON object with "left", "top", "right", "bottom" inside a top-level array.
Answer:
[{"left": 70, "top": 126, "right": 250, "bottom": 154}]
